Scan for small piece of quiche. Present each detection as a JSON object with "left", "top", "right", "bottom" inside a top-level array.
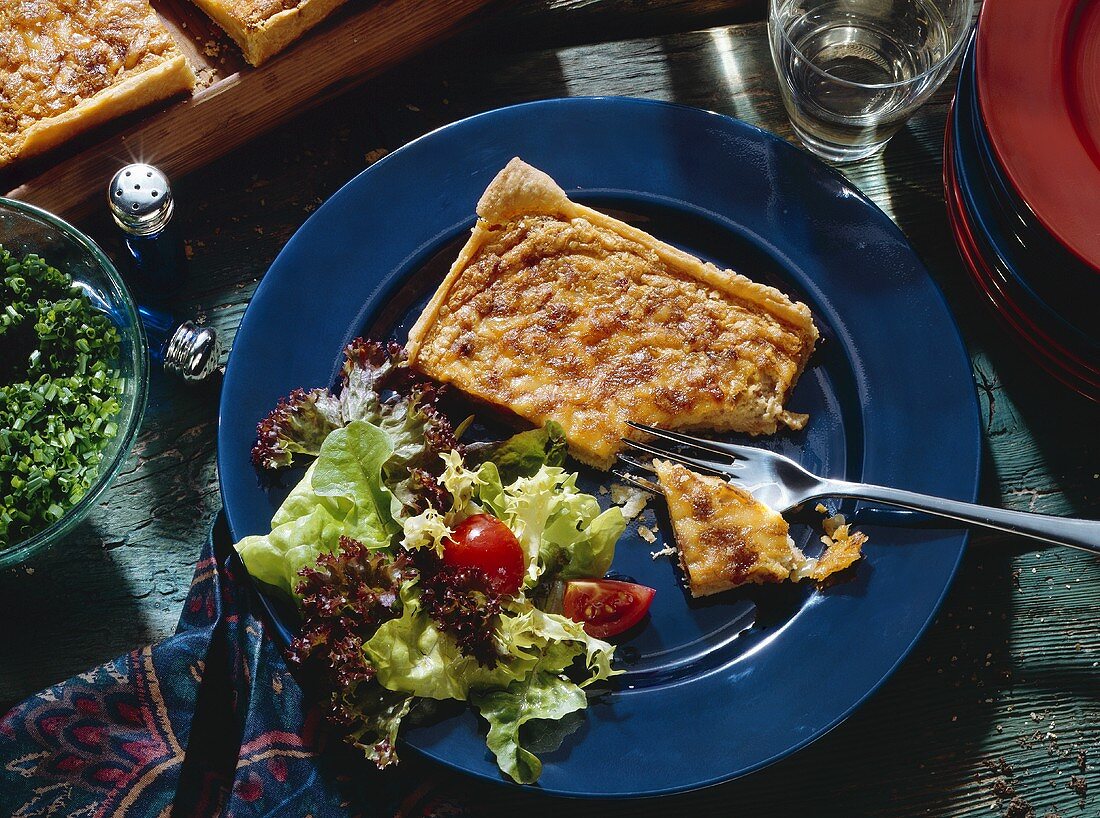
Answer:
[
  {"left": 406, "top": 159, "right": 819, "bottom": 470},
  {"left": 804, "top": 511, "right": 867, "bottom": 582},
  {"left": 188, "top": 0, "right": 349, "bottom": 66},
  {"left": 0, "top": 0, "right": 195, "bottom": 168},
  {"left": 653, "top": 460, "right": 865, "bottom": 596}
]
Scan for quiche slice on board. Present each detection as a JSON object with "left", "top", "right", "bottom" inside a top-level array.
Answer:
[
  {"left": 406, "top": 158, "right": 820, "bottom": 470},
  {"left": 0, "top": 0, "right": 195, "bottom": 168},
  {"left": 188, "top": 0, "right": 349, "bottom": 66}
]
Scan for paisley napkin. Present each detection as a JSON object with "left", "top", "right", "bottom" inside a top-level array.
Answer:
[{"left": 0, "top": 513, "right": 472, "bottom": 818}]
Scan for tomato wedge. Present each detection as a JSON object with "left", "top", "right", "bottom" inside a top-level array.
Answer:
[
  {"left": 442, "top": 513, "right": 525, "bottom": 596},
  {"left": 562, "top": 579, "right": 656, "bottom": 638}
]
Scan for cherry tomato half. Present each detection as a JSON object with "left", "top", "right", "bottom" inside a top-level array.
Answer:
[
  {"left": 562, "top": 579, "right": 656, "bottom": 638},
  {"left": 442, "top": 513, "right": 525, "bottom": 596}
]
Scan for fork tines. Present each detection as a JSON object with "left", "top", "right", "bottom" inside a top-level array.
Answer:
[
  {"left": 626, "top": 421, "right": 752, "bottom": 461},
  {"left": 619, "top": 437, "right": 738, "bottom": 479},
  {"left": 610, "top": 468, "right": 663, "bottom": 496},
  {"left": 615, "top": 452, "right": 658, "bottom": 474}
]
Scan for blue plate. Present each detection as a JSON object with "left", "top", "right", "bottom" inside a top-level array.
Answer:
[
  {"left": 955, "top": 43, "right": 1100, "bottom": 352},
  {"left": 218, "top": 98, "right": 980, "bottom": 797}
]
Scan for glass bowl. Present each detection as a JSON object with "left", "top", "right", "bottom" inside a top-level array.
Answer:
[{"left": 0, "top": 198, "right": 149, "bottom": 567}]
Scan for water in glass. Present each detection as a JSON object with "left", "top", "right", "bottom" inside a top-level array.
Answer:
[{"left": 770, "top": 0, "right": 971, "bottom": 162}]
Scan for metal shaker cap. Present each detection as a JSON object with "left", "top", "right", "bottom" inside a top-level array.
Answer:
[
  {"left": 164, "top": 321, "right": 221, "bottom": 381},
  {"left": 108, "top": 163, "right": 174, "bottom": 236}
]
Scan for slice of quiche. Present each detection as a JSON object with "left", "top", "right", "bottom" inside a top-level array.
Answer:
[
  {"left": 406, "top": 159, "right": 819, "bottom": 470},
  {"left": 189, "top": 0, "right": 348, "bottom": 66},
  {"left": 0, "top": 0, "right": 195, "bottom": 168},
  {"left": 653, "top": 460, "right": 865, "bottom": 596}
]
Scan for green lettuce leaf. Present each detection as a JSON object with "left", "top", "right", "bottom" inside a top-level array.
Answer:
[
  {"left": 472, "top": 669, "right": 586, "bottom": 784},
  {"left": 491, "top": 466, "right": 626, "bottom": 587},
  {"left": 505, "top": 467, "right": 569, "bottom": 585},
  {"left": 234, "top": 421, "right": 398, "bottom": 599},
  {"left": 475, "top": 461, "right": 507, "bottom": 518},
  {"left": 466, "top": 421, "right": 567, "bottom": 485},
  {"left": 365, "top": 587, "right": 617, "bottom": 702},
  {"left": 375, "top": 388, "right": 457, "bottom": 514},
  {"left": 541, "top": 501, "right": 624, "bottom": 582},
  {"left": 497, "top": 605, "right": 618, "bottom": 685},
  {"left": 235, "top": 497, "right": 345, "bottom": 595},
  {"left": 438, "top": 450, "right": 482, "bottom": 515},
  {"left": 268, "top": 462, "right": 330, "bottom": 528},
  {"left": 364, "top": 587, "right": 521, "bottom": 700},
  {"left": 439, "top": 457, "right": 626, "bottom": 587},
  {"left": 311, "top": 421, "right": 400, "bottom": 538},
  {"left": 399, "top": 506, "right": 452, "bottom": 554},
  {"left": 341, "top": 683, "right": 415, "bottom": 769},
  {"left": 469, "top": 606, "right": 618, "bottom": 783},
  {"left": 250, "top": 388, "right": 342, "bottom": 470}
]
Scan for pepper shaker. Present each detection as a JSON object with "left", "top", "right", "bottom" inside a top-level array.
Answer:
[
  {"left": 107, "top": 163, "right": 221, "bottom": 382},
  {"left": 108, "top": 163, "right": 188, "bottom": 297}
]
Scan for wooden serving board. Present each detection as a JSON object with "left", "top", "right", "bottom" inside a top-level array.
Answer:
[{"left": 1, "top": 0, "right": 495, "bottom": 220}]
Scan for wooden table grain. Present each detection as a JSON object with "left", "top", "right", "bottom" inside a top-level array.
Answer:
[{"left": 2, "top": 3, "right": 1097, "bottom": 815}]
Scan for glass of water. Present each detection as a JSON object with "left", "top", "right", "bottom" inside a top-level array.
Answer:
[{"left": 769, "top": 0, "right": 974, "bottom": 162}]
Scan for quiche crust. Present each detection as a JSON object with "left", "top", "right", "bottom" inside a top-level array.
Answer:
[
  {"left": 407, "top": 158, "right": 819, "bottom": 469},
  {"left": 0, "top": 0, "right": 195, "bottom": 168},
  {"left": 189, "top": 0, "right": 349, "bottom": 66}
]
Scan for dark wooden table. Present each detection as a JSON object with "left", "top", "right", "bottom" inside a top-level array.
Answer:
[{"left": 2, "top": 2, "right": 1097, "bottom": 815}]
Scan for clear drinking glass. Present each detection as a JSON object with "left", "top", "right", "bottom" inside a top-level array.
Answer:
[
  {"left": 0, "top": 199, "right": 148, "bottom": 567},
  {"left": 769, "top": 0, "right": 974, "bottom": 162}
]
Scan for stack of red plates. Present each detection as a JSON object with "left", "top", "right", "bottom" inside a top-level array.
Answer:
[{"left": 944, "top": 0, "right": 1100, "bottom": 401}]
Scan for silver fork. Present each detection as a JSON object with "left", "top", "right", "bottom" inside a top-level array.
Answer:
[{"left": 617, "top": 421, "right": 1100, "bottom": 556}]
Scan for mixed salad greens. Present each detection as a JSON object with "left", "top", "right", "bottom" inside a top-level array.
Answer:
[{"left": 236, "top": 340, "right": 647, "bottom": 783}]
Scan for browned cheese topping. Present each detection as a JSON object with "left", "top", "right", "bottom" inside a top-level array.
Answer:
[
  {"left": 209, "top": 0, "right": 307, "bottom": 29},
  {"left": 655, "top": 460, "right": 802, "bottom": 596},
  {"left": 655, "top": 461, "right": 867, "bottom": 596},
  {"left": 0, "top": 0, "right": 179, "bottom": 152},
  {"left": 414, "top": 213, "right": 811, "bottom": 467}
]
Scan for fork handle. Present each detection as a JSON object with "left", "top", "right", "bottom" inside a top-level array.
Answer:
[{"left": 828, "top": 481, "right": 1100, "bottom": 555}]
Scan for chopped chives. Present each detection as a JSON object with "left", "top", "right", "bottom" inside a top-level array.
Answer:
[{"left": 0, "top": 244, "right": 123, "bottom": 548}]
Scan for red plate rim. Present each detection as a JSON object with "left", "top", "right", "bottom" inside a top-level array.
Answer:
[
  {"left": 944, "top": 107, "right": 1100, "bottom": 393},
  {"left": 975, "top": 0, "right": 1100, "bottom": 272},
  {"left": 948, "top": 98, "right": 1100, "bottom": 379},
  {"left": 945, "top": 118, "right": 1100, "bottom": 401},
  {"left": 947, "top": 167, "right": 1100, "bottom": 401},
  {"left": 947, "top": 147, "right": 1100, "bottom": 394}
]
